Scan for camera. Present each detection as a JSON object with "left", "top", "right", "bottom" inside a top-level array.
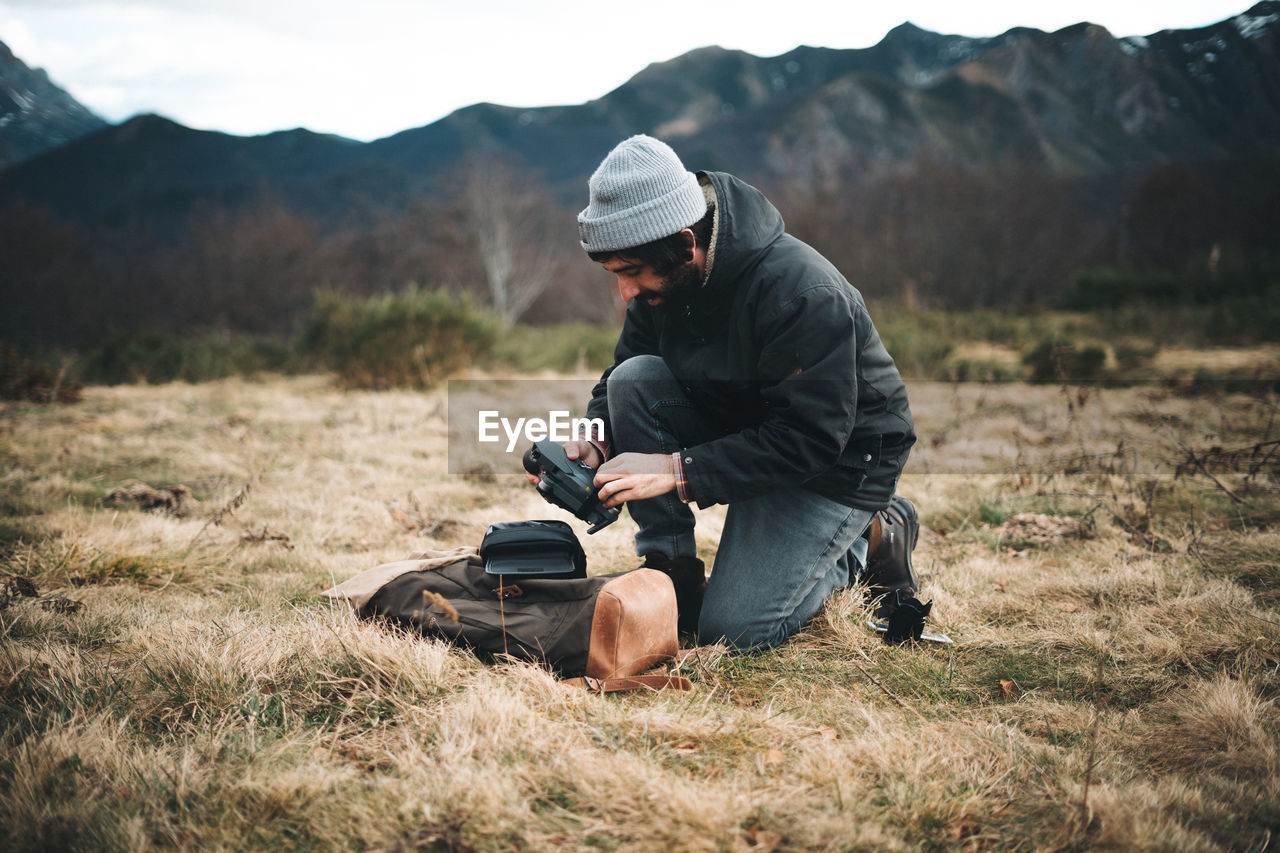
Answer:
[{"left": 522, "top": 440, "right": 619, "bottom": 534}]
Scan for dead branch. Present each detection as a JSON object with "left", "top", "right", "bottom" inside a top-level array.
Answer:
[{"left": 1178, "top": 443, "right": 1246, "bottom": 504}]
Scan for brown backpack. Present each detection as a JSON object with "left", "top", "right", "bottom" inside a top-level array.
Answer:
[{"left": 323, "top": 549, "right": 692, "bottom": 693}]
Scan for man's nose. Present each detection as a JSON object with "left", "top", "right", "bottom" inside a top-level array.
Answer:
[{"left": 618, "top": 279, "right": 641, "bottom": 302}]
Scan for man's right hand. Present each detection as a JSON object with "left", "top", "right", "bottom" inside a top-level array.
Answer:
[
  {"left": 564, "top": 440, "right": 603, "bottom": 469},
  {"left": 523, "top": 440, "right": 603, "bottom": 487}
]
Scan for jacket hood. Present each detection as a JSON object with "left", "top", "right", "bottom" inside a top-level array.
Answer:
[{"left": 698, "top": 171, "right": 786, "bottom": 305}]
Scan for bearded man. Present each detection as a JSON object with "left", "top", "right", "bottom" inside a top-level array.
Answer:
[{"left": 541, "top": 134, "right": 920, "bottom": 649}]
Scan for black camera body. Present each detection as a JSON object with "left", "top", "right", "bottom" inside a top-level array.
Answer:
[{"left": 522, "top": 440, "right": 619, "bottom": 534}]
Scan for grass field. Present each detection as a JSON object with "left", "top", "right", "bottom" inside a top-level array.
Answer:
[{"left": 2, "top": 369, "right": 1278, "bottom": 851}]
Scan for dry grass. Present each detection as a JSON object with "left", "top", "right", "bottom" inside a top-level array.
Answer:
[{"left": 1, "top": 372, "right": 1278, "bottom": 851}]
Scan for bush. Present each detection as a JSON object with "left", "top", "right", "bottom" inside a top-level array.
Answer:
[
  {"left": 874, "top": 312, "right": 955, "bottom": 379},
  {"left": 1113, "top": 341, "right": 1160, "bottom": 372},
  {"left": 300, "top": 286, "right": 499, "bottom": 389},
  {"left": 1060, "top": 267, "right": 1196, "bottom": 310},
  {"left": 1023, "top": 338, "right": 1107, "bottom": 383},
  {"left": 1060, "top": 265, "right": 1280, "bottom": 346},
  {"left": 77, "top": 331, "right": 294, "bottom": 385},
  {"left": 494, "top": 323, "right": 622, "bottom": 374},
  {"left": 0, "top": 343, "right": 82, "bottom": 403}
]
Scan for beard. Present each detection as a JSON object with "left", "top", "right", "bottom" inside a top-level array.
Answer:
[{"left": 651, "top": 259, "right": 703, "bottom": 315}]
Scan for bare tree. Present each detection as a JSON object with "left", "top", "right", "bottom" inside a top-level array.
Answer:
[
  {"left": 448, "top": 155, "right": 565, "bottom": 323},
  {"left": 175, "top": 195, "right": 325, "bottom": 334}
]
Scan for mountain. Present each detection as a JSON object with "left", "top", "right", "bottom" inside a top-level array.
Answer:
[
  {"left": 361, "top": 28, "right": 1015, "bottom": 189},
  {"left": 0, "top": 39, "right": 106, "bottom": 168},
  {"left": 367, "top": 4, "right": 1280, "bottom": 185},
  {"left": 0, "top": 112, "right": 366, "bottom": 227},
  {"left": 3, "top": 5, "right": 1278, "bottom": 225},
  {"left": 670, "top": 7, "right": 1280, "bottom": 181}
]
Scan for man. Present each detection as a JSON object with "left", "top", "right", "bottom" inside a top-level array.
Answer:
[{"left": 541, "top": 134, "right": 918, "bottom": 649}]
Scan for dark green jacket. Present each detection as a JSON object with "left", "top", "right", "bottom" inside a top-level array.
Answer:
[{"left": 587, "top": 171, "right": 914, "bottom": 512}]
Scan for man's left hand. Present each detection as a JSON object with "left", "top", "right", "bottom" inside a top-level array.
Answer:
[{"left": 594, "top": 453, "right": 676, "bottom": 508}]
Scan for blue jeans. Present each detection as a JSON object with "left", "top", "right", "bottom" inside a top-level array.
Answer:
[{"left": 606, "top": 355, "right": 874, "bottom": 650}]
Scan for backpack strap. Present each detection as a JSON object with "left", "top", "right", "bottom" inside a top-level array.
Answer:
[{"left": 565, "top": 673, "right": 693, "bottom": 693}]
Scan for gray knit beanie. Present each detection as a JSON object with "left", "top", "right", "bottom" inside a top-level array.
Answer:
[{"left": 577, "top": 135, "right": 706, "bottom": 252}]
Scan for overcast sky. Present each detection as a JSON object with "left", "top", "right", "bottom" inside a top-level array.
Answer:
[{"left": 0, "top": 0, "right": 1257, "bottom": 141}]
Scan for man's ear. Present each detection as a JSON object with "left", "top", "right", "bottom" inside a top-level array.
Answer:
[{"left": 680, "top": 228, "right": 697, "bottom": 260}]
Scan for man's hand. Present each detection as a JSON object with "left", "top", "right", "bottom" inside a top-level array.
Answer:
[
  {"left": 593, "top": 452, "right": 676, "bottom": 508},
  {"left": 524, "top": 440, "right": 603, "bottom": 487}
]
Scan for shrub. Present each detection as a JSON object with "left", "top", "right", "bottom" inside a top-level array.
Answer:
[
  {"left": 1023, "top": 338, "right": 1107, "bottom": 383},
  {"left": 1061, "top": 265, "right": 1280, "bottom": 346},
  {"left": 1060, "top": 267, "right": 1195, "bottom": 310},
  {"left": 300, "top": 286, "right": 499, "bottom": 389},
  {"left": 1113, "top": 341, "right": 1160, "bottom": 372},
  {"left": 0, "top": 343, "right": 82, "bottom": 403},
  {"left": 494, "top": 323, "right": 622, "bottom": 374},
  {"left": 77, "top": 331, "right": 294, "bottom": 385},
  {"left": 874, "top": 312, "right": 955, "bottom": 379}
]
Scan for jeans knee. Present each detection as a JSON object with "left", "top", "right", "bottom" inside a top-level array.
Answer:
[
  {"left": 606, "top": 354, "right": 672, "bottom": 388},
  {"left": 697, "top": 611, "right": 787, "bottom": 652},
  {"left": 607, "top": 355, "right": 679, "bottom": 423}
]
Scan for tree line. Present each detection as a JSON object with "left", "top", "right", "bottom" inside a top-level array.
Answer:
[{"left": 2, "top": 152, "right": 1277, "bottom": 353}]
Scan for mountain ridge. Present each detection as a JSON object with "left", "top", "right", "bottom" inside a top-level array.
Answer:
[
  {"left": 0, "top": 38, "right": 106, "bottom": 168},
  {"left": 4, "top": 3, "right": 1277, "bottom": 230}
]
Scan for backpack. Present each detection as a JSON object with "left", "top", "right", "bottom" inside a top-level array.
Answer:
[{"left": 322, "top": 547, "right": 692, "bottom": 693}]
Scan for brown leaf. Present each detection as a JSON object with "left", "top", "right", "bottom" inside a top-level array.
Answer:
[
  {"left": 999, "top": 679, "right": 1017, "bottom": 699},
  {"left": 747, "top": 827, "right": 783, "bottom": 852}
]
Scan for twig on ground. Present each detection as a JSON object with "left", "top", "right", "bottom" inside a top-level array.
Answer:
[
  {"left": 1175, "top": 441, "right": 1251, "bottom": 504},
  {"left": 851, "top": 647, "right": 920, "bottom": 716},
  {"left": 1244, "top": 610, "right": 1280, "bottom": 628}
]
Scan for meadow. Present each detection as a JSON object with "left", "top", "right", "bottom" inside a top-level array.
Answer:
[{"left": 1, "top": 359, "right": 1278, "bottom": 851}]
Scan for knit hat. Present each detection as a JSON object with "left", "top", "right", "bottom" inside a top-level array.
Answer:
[{"left": 577, "top": 135, "right": 706, "bottom": 252}]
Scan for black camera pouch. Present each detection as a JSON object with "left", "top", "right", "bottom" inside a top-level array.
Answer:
[{"left": 479, "top": 520, "right": 588, "bottom": 580}]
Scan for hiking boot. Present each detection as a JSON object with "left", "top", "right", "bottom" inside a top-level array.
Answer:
[
  {"left": 863, "top": 496, "right": 920, "bottom": 614},
  {"left": 641, "top": 553, "right": 705, "bottom": 636}
]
